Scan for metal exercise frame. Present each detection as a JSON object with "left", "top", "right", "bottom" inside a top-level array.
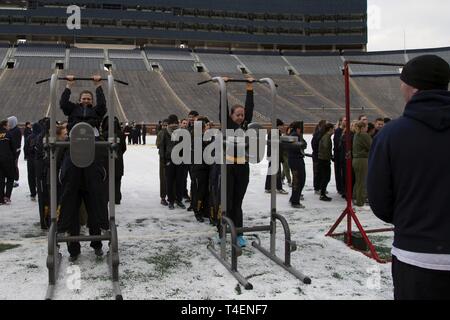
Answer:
[
  {"left": 326, "top": 61, "right": 404, "bottom": 263},
  {"left": 38, "top": 74, "right": 128, "bottom": 299},
  {"left": 200, "top": 77, "right": 311, "bottom": 289}
]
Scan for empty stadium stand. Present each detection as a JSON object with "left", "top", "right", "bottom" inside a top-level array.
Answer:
[{"left": 1, "top": 43, "right": 449, "bottom": 124}]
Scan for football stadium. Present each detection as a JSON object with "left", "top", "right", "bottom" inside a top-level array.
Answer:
[{"left": 0, "top": 0, "right": 449, "bottom": 304}]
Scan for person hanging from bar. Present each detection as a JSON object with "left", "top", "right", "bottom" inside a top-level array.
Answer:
[
  {"left": 217, "top": 77, "right": 254, "bottom": 248},
  {"left": 57, "top": 75, "right": 109, "bottom": 262}
]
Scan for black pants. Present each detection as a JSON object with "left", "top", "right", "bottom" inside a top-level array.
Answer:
[
  {"left": 318, "top": 159, "right": 331, "bottom": 196},
  {"left": 27, "top": 159, "right": 37, "bottom": 197},
  {"left": 58, "top": 156, "right": 109, "bottom": 233},
  {"left": 342, "top": 158, "right": 355, "bottom": 197},
  {"left": 14, "top": 152, "right": 20, "bottom": 181},
  {"left": 115, "top": 176, "right": 122, "bottom": 204},
  {"left": 142, "top": 134, "right": 146, "bottom": 145},
  {"left": 0, "top": 159, "right": 14, "bottom": 200},
  {"left": 191, "top": 169, "right": 209, "bottom": 217},
  {"left": 35, "top": 160, "right": 50, "bottom": 229},
  {"left": 289, "top": 158, "right": 306, "bottom": 205},
  {"left": 159, "top": 159, "right": 166, "bottom": 199},
  {"left": 392, "top": 255, "right": 450, "bottom": 300},
  {"left": 313, "top": 159, "right": 319, "bottom": 191},
  {"left": 181, "top": 164, "right": 190, "bottom": 199},
  {"left": 67, "top": 224, "right": 102, "bottom": 257},
  {"left": 265, "top": 161, "right": 282, "bottom": 191},
  {"left": 127, "top": 135, "right": 132, "bottom": 145},
  {"left": 165, "top": 162, "right": 184, "bottom": 204},
  {"left": 226, "top": 164, "right": 249, "bottom": 236},
  {"left": 334, "top": 151, "right": 345, "bottom": 194},
  {"left": 209, "top": 164, "right": 220, "bottom": 224}
]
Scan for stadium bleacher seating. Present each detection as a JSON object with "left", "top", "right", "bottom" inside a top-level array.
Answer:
[{"left": 1, "top": 43, "right": 449, "bottom": 123}]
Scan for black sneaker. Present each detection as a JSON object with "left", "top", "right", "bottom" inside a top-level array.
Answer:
[
  {"left": 195, "top": 214, "right": 204, "bottom": 223},
  {"left": 184, "top": 196, "right": 191, "bottom": 203},
  {"left": 176, "top": 201, "right": 186, "bottom": 209},
  {"left": 320, "top": 195, "right": 332, "bottom": 202},
  {"left": 94, "top": 248, "right": 104, "bottom": 257},
  {"left": 161, "top": 199, "right": 168, "bottom": 206},
  {"left": 187, "top": 206, "right": 193, "bottom": 212},
  {"left": 69, "top": 254, "right": 79, "bottom": 262},
  {"left": 168, "top": 203, "right": 175, "bottom": 210},
  {"left": 291, "top": 203, "right": 305, "bottom": 209}
]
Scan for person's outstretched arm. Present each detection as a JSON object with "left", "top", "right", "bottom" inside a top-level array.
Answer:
[
  {"left": 60, "top": 75, "right": 78, "bottom": 116},
  {"left": 93, "top": 75, "right": 107, "bottom": 118},
  {"left": 244, "top": 79, "right": 254, "bottom": 124}
]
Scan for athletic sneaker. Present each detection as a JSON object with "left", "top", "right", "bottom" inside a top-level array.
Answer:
[
  {"left": 94, "top": 248, "right": 104, "bottom": 257},
  {"left": 237, "top": 236, "right": 247, "bottom": 248},
  {"left": 320, "top": 195, "right": 332, "bottom": 202},
  {"left": 69, "top": 254, "right": 79, "bottom": 262},
  {"left": 176, "top": 201, "right": 186, "bottom": 209},
  {"left": 194, "top": 213, "right": 204, "bottom": 223},
  {"left": 291, "top": 203, "right": 305, "bottom": 209},
  {"left": 186, "top": 206, "right": 194, "bottom": 212},
  {"left": 300, "top": 195, "right": 305, "bottom": 201},
  {"left": 160, "top": 199, "right": 168, "bottom": 206},
  {"left": 277, "top": 189, "right": 289, "bottom": 195},
  {"left": 3, "top": 197, "right": 11, "bottom": 205},
  {"left": 168, "top": 203, "right": 175, "bottom": 210}
]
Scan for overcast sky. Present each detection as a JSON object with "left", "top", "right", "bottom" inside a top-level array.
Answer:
[{"left": 367, "top": 0, "right": 450, "bottom": 51}]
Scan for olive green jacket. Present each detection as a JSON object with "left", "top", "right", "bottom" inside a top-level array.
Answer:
[
  {"left": 318, "top": 132, "right": 333, "bottom": 161},
  {"left": 352, "top": 132, "right": 372, "bottom": 159}
]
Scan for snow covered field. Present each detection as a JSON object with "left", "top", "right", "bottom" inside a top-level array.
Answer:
[{"left": 0, "top": 135, "right": 394, "bottom": 300}]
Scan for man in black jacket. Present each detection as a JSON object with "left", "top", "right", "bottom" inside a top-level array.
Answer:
[
  {"left": 25, "top": 123, "right": 42, "bottom": 201},
  {"left": 368, "top": 55, "right": 450, "bottom": 300},
  {"left": 58, "top": 75, "right": 109, "bottom": 261},
  {"left": 160, "top": 114, "right": 185, "bottom": 210},
  {"left": 141, "top": 122, "right": 147, "bottom": 145},
  {"left": 23, "top": 122, "right": 32, "bottom": 160},
  {"left": 0, "top": 120, "right": 15, "bottom": 205},
  {"left": 7, "top": 116, "right": 22, "bottom": 188}
]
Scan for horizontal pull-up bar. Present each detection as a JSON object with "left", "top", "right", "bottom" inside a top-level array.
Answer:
[
  {"left": 344, "top": 60, "right": 405, "bottom": 67},
  {"left": 36, "top": 77, "right": 129, "bottom": 85},
  {"left": 198, "top": 78, "right": 279, "bottom": 87}
]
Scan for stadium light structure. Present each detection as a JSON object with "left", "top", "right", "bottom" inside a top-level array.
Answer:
[{"left": 326, "top": 60, "right": 405, "bottom": 264}]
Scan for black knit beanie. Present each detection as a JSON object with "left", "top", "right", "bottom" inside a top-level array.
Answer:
[{"left": 400, "top": 55, "right": 450, "bottom": 90}]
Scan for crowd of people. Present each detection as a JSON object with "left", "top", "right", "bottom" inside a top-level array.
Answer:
[
  {"left": 1, "top": 54, "right": 449, "bottom": 300},
  {"left": 123, "top": 122, "right": 147, "bottom": 145}
]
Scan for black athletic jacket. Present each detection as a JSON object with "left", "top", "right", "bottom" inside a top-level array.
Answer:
[
  {"left": 368, "top": 90, "right": 450, "bottom": 254},
  {"left": 60, "top": 87, "right": 107, "bottom": 133},
  {"left": 0, "top": 127, "right": 14, "bottom": 162}
]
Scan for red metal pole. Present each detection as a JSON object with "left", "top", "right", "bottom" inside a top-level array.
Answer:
[{"left": 344, "top": 63, "right": 353, "bottom": 246}]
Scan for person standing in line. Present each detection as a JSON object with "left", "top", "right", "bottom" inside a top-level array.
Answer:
[{"left": 368, "top": 55, "right": 450, "bottom": 300}]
